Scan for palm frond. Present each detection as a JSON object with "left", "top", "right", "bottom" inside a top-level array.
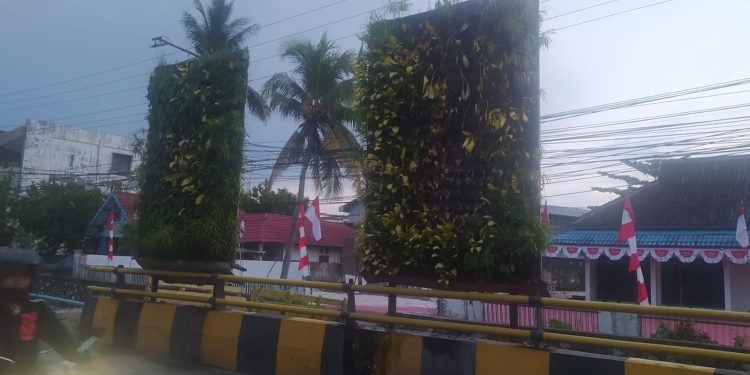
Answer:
[
  {"left": 246, "top": 86, "right": 269, "bottom": 122},
  {"left": 182, "top": 0, "right": 257, "bottom": 54},
  {"left": 268, "top": 130, "right": 305, "bottom": 186}
]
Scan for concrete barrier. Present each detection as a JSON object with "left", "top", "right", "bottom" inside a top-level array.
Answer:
[{"left": 81, "top": 297, "right": 745, "bottom": 375}]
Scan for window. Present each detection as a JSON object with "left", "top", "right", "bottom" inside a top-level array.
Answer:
[
  {"left": 596, "top": 258, "right": 651, "bottom": 304},
  {"left": 319, "top": 255, "right": 329, "bottom": 263},
  {"left": 110, "top": 153, "right": 133, "bottom": 175},
  {"left": 543, "top": 258, "right": 584, "bottom": 292},
  {"left": 661, "top": 259, "right": 724, "bottom": 309}
]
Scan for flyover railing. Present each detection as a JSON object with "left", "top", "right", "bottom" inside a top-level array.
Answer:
[{"left": 86, "top": 266, "right": 750, "bottom": 363}]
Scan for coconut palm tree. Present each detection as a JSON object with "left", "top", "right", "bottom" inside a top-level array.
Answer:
[
  {"left": 181, "top": 0, "right": 268, "bottom": 120},
  {"left": 263, "top": 34, "right": 360, "bottom": 278}
]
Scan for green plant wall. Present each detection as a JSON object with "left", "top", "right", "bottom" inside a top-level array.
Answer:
[
  {"left": 128, "top": 50, "right": 248, "bottom": 262},
  {"left": 356, "top": 0, "right": 546, "bottom": 284}
]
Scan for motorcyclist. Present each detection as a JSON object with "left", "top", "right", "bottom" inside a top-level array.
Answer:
[{"left": 0, "top": 248, "right": 85, "bottom": 373}]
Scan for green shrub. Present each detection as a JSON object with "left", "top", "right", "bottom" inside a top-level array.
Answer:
[
  {"left": 651, "top": 321, "right": 716, "bottom": 344},
  {"left": 547, "top": 318, "right": 573, "bottom": 331},
  {"left": 356, "top": 0, "right": 545, "bottom": 284},
  {"left": 127, "top": 50, "right": 248, "bottom": 262}
]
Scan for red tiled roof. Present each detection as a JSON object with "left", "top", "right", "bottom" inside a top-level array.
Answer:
[
  {"left": 238, "top": 211, "right": 355, "bottom": 248},
  {"left": 114, "top": 192, "right": 139, "bottom": 220}
]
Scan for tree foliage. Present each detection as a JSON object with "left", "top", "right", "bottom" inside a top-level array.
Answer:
[
  {"left": 182, "top": 0, "right": 269, "bottom": 121},
  {"left": 592, "top": 160, "right": 663, "bottom": 196},
  {"left": 128, "top": 50, "right": 248, "bottom": 262},
  {"left": 240, "top": 180, "right": 299, "bottom": 215},
  {"left": 356, "top": 0, "right": 545, "bottom": 284},
  {"left": 262, "top": 34, "right": 360, "bottom": 199},
  {"left": 12, "top": 181, "right": 103, "bottom": 254},
  {"left": 0, "top": 177, "right": 16, "bottom": 246}
]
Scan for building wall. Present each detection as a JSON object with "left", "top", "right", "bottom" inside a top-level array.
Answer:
[
  {"left": 20, "top": 121, "right": 138, "bottom": 188},
  {"left": 729, "top": 262, "right": 750, "bottom": 312}
]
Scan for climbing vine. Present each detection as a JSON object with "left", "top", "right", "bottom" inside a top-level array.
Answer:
[
  {"left": 355, "top": 0, "right": 546, "bottom": 284},
  {"left": 127, "top": 50, "right": 248, "bottom": 262}
]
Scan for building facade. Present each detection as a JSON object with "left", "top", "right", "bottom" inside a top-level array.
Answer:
[
  {"left": 0, "top": 120, "right": 137, "bottom": 190},
  {"left": 548, "top": 157, "right": 750, "bottom": 312}
]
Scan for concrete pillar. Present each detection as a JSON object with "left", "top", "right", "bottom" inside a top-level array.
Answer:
[
  {"left": 723, "top": 258, "right": 732, "bottom": 311},
  {"left": 649, "top": 257, "right": 660, "bottom": 306},
  {"left": 585, "top": 258, "right": 597, "bottom": 301}
]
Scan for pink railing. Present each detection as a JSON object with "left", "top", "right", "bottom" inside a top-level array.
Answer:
[
  {"left": 483, "top": 303, "right": 599, "bottom": 333},
  {"left": 640, "top": 316, "right": 750, "bottom": 347}
]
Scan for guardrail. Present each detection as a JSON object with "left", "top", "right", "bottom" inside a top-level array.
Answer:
[{"left": 86, "top": 266, "right": 750, "bottom": 363}]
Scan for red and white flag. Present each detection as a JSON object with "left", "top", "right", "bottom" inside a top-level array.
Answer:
[
  {"left": 297, "top": 202, "right": 310, "bottom": 277},
  {"left": 304, "top": 197, "right": 322, "bottom": 241},
  {"left": 737, "top": 204, "right": 749, "bottom": 248},
  {"left": 541, "top": 200, "right": 550, "bottom": 225},
  {"left": 107, "top": 209, "right": 115, "bottom": 261},
  {"left": 617, "top": 195, "right": 649, "bottom": 306}
]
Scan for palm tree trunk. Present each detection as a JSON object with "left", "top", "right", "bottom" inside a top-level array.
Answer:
[{"left": 280, "top": 160, "right": 309, "bottom": 279}]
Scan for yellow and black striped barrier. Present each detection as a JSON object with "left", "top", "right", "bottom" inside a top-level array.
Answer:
[
  {"left": 80, "top": 294, "right": 746, "bottom": 375},
  {"left": 80, "top": 296, "right": 343, "bottom": 374}
]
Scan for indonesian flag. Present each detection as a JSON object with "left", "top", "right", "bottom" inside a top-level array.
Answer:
[
  {"left": 304, "top": 196, "right": 322, "bottom": 241},
  {"left": 737, "top": 204, "right": 749, "bottom": 248},
  {"left": 541, "top": 200, "right": 550, "bottom": 225},
  {"left": 239, "top": 219, "right": 245, "bottom": 241},
  {"left": 297, "top": 202, "right": 310, "bottom": 277},
  {"left": 618, "top": 195, "right": 649, "bottom": 306},
  {"left": 107, "top": 209, "right": 115, "bottom": 261}
]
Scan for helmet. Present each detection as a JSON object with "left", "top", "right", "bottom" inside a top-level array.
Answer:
[
  {"left": 0, "top": 248, "right": 40, "bottom": 302},
  {"left": 0, "top": 248, "right": 41, "bottom": 268}
]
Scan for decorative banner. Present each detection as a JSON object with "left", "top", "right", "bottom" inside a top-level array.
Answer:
[
  {"left": 699, "top": 249, "right": 723, "bottom": 264},
  {"left": 637, "top": 248, "right": 649, "bottom": 262},
  {"left": 564, "top": 246, "right": 582, "bottom": 258},
  {"left": 675, "top": 249, "right": 698, "bottom": 263},
  {"left": 545, "top": 246, "right": 747, "bottom": 264},
  {"left": 584, "top": 247, "right": 603, "bottom": 260},
  {"left": 727, "top": 249, "right": 749, "bottom": 264},
  {"left": 651, "top": 248, "right": 673, "bottom": 262},
  {"left": 605, "top": 247, "right": 626, "bottom": 261},
  {"left": 546, "top": 246, "right": 560, "bottom": 256}
]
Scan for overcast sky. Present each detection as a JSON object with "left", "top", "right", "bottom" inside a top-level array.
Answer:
[{"left": 1, "top": 0, "right": 749, "bottom": 214}]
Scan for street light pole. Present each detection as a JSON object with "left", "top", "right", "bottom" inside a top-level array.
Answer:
[{"left": 150, "top": 36, "right": 198, "bottom": 57}]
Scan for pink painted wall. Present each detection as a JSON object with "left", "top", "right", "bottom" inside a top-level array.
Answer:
[{"left": 483, "top": 303, "right": 599, "bottom": 333}]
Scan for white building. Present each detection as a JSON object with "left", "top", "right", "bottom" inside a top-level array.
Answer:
[{"left": 0, "top": 120, "right": 138, "bottom": 190}]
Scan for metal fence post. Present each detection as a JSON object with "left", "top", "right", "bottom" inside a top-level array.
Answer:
[
  {"left": 343, "top": 280, "right": 356, "bottom": 327},
  {"left": 211, "top": 272, "right": 225, "bottom": 311},
  {"left": 509, "top": 302, "right": 519, "bottom": 329},
  {"left": 112, "top": 265, "right": 125, "bottom": 300},
  {"left": 531, "top": 294, "right": 543, "bottom": 348}
]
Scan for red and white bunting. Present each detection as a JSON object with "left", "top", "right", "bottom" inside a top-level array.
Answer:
[
  {"left": 107, "top": 209, "right": 115, "bottom": 261},
  {"left": 296, "top": 202, "right": 310, "bottom": 278},
  {"left": 584, "top": 247, "right": 603, "bottom": 260},
  {"left": 546, "top": 246, "right": 560, "bottom": 256},
  {"left": 564, "top": 246, "right": 582, "bottom": 258},
  {"left": 605, "top": 247, "right": 626, "bottom": 261},
  {"left": 618, "top": 195, "right": 649, "bottom": 306},
  {"left": 651, "top": 248, "right": 673, "bottom": 262},
  {"left": 546, "top": 246, "right": 750, "bottom": 264},
  {"left": 727, "top": 249, "right": 748, "bottom": 264},
  {"left": 699, "top": 249, "right": 723, "bottom": 264},
  {"left": 637, "top": 249, "right": 648, "bottom": 262},
  {"left": 674, "top": 249, "right": 699, "bottom": 263}
]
